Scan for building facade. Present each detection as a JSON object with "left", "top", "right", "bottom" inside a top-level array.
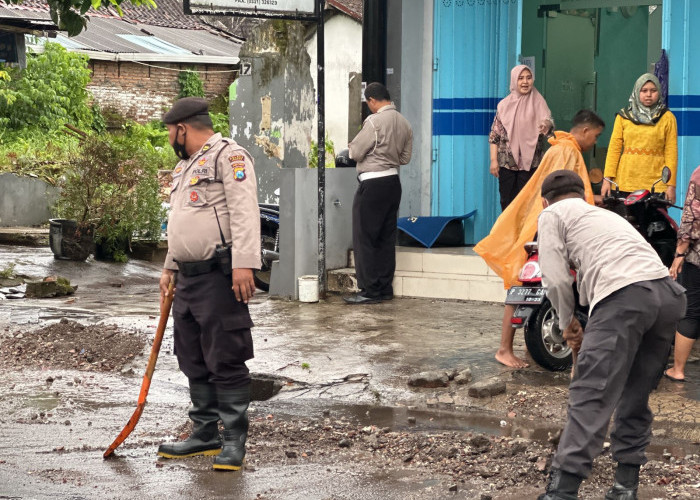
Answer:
[{"left": 387, "top": 0, "right": 699, "bottom": 243}]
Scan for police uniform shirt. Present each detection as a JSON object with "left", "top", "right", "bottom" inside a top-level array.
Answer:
[
  {"left": 348, "top": 104, "right": 413, "bottom": 174},
  {"left": 538, "top": 198, "right": 671, "bottom": 330},
  {"left": 165, "top": 133, "right": 261, "bottom": 271}
]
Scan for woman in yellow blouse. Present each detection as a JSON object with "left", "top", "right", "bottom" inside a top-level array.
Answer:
[{"left": 601, "top": 73, "right": 678, "bottom": 203}]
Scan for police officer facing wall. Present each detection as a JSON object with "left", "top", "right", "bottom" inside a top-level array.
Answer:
[
  {"left": 157, "top": 97, "right": 261, "bottom": 471},
  {"left": 344, "top": 82, "right": 413, "bottom": 304}
]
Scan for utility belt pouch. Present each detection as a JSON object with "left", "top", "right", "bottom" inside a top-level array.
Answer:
[
  {"left": 215, "top": 244, "right": 232, "bottom": 275},
  {"left": 213, "top": 206, "right": 232, "bottom": 276},
  {"left": 175, "top": 258, "right": 218, "bottom": 277}
]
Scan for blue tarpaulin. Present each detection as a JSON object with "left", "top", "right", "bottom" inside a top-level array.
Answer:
[{"left": 397, "top": 211, "right": 477, "bottom": 248}]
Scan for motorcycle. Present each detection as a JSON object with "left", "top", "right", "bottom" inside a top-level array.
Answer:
[
  {"left": 507, "top": 167, "right": 678, "bottom": 371},
  {"left": 255, "top": 202, "right": 280, "bottom": 292}
]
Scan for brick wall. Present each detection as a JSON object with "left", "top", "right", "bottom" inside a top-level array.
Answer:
[{"left": 87, "top": 60, "right": 236, "bottom": 123}]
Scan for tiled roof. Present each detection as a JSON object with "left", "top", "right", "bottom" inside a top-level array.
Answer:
[
  {"left": 0, "top": 0, "right": 214, "bottom": 30},
  {"left": 328, "top": 0, "right": 362, "bottom": 21},
  {"left": 1, "top": 0, "right": 241, "bottom": 61},
  {"left": 116, "top": 0, "right": 207, "bottom": 30}
]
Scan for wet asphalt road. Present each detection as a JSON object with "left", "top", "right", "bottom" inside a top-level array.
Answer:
[{"left": 1, "top": 244, "right": 699, "bottom": 499}]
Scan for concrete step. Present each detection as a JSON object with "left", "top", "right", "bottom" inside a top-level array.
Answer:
[{"left": 330, "top": 246, "right": 506, "bottom": 303}]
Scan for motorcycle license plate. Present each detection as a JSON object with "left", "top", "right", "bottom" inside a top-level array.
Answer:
[{"left": 505, "top": 287, "right": 546, "bottom": 305}]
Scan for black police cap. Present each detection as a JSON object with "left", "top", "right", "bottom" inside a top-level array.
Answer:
[
  {"left": 541, "top": 169, "right": 585, "bottom": 199},
  {"left": 163, "top": 97, "right": 210, "bottom": 124}
]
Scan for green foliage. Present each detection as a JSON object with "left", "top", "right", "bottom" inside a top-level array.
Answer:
[
  {"left": 55, "top": 129, "right": 167, "bottom": 261},
  {"left": 0, "top": 263, "right": 16, "bottom": 279},
  {"left": 0, "top": 43, "right": 92, "bottom": 131},
  {"left": 211, "top": 112, "right": 230, "bottom": 138},
  {"left": 178, "top": 70, "right": 205, "bottom": 99},
  {"left": 301, "top": 362, "right": 310, "bottom": 370},
  {"left": 0, "top": 129, "right": 81, "bottom": 184},
  {"left": 308, "top": 135, "right": 336, "bottom": 169},
  {"left": 209, "top": 94, "right": 229, "bottom": 114}
]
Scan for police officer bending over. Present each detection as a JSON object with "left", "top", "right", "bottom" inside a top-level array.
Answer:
[
  {"left": 157, "top": 97, "right": 261, "bottom": 471},
  {"left": 536, "top": 170, "right": 686, "bottom": 499}
]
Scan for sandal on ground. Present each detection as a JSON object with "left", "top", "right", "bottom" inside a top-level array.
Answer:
[{"left": 663, "top": 369, "right": 685, "bottom": 383}]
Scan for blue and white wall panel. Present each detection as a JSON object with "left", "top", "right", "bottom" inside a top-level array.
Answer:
[
  {"left": 432, "top": 0, "right": 521, "bottom": 243},
  {"left": 665, "top": 0, "right": 700, "bottom": 217}
]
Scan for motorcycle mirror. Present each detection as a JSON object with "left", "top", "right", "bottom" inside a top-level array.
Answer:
[
  {"left": 588, "top": 168, "right": 604, "bottom": 184},
  {"left": 661, "top": 166, "right": 672, "bottom": 184}
]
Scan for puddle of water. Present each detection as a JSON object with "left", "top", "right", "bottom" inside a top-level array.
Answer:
[{"left": 23, "top": 393, "right": 60, "bottom": 412}]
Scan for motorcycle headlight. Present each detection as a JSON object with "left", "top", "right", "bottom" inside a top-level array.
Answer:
[{"left": 519, "top": 261, "right": 542, "bottom": 281}]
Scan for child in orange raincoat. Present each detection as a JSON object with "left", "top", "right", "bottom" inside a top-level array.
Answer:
[{"left": 475, "top": 110, "right": 605, "bottom": 368}]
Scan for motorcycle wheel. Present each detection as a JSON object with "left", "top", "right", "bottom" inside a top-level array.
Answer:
[
  {"left": 254, "top": 227, "right": 278, "bottom": 292},
  {"left": 524, "top": 299, "right": 573, "bottom": 371}
]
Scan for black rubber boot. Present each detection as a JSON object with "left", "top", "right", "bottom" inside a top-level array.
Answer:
[
  {"left": 604, "top": 463, "right": 640, "bottom": 500},
  {"left": 537, "top": 468, "right": 583, "bottom": 500},
  {"left": 157, "top": 381, "right": 222, "bottom": 459},
  {"left": 212, "top": 385, "right": 250, "bottom": 471}
]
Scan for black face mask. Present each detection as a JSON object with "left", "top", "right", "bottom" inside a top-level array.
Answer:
[{"left": 172, "top": 128, "right": 190, "bottom": 160}]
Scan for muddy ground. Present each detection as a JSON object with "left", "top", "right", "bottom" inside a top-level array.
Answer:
[{"left": 1, "top": 245, "right": 700, "bottom": 499}]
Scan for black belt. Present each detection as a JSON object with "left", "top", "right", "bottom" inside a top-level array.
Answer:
[{"left": 175, "top": 257, "right": 218, "bottom": 277}]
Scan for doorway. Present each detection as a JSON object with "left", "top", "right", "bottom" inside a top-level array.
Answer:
[{"left": 521, "top": 1, "right": 663, "bottom": 174}]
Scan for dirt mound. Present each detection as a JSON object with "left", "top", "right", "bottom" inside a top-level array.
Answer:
[{"left": 0, "top": 318, "right": 147, "bottom": 372}]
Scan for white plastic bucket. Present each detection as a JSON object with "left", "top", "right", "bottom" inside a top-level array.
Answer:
[{"left": 298, "top": 275, "right": 319, "bottom": 303}]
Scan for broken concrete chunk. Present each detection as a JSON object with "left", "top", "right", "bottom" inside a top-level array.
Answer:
[
  {"left": 25, "top": 276, "right": 76, "bottom": 298},
  {"left": 407, "top": 371, "right": 449, "bottom": 388},
  {"left": 25, "top": 280, "right": 58, "bottom": 298},
  {"left": 468, "top": 377, "right": 507, "bottom": 398},
  {"left": 454, "top": 368, "right": 473, "bottom": 385}
]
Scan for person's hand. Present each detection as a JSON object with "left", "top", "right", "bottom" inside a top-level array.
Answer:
[
  {"left": 563, "top": 317, "right": 584, "bottom": 353},
  {"left": 600, "top": 179, "right": 612, "bottom": 199},
  {"left": 539, "top": 119, "right": 553, "bottom": 135},
  {"left": 232, "top": 268, "right": 256, "bottom": 303},
  {"left": 159, "top": 269, "right": 175, "bottom": 306},
  {"left": 489, "top": 160, "right": 499, "bottom": 178},
  {"left": 670, "top": 255, "right": 685, "bottom": 280},
  {"left": 665, "top": 186, "right": 676, "bottom": 204}
]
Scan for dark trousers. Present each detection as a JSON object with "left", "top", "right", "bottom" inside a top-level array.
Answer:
[
  {"left": 172, "top": 269, "right": 254, "bottom": 390},
  {"left": 498, "top": 167, "right": 536, "bottom": 211},
  {"left": 678, "top": 261, "right": 700, "bottom": 339},
  {"left": 553, "top": 277, "right": 686, "bottom": 477},
  {"left": 352, "top": 175, "right": 402, "bottom": 297}
]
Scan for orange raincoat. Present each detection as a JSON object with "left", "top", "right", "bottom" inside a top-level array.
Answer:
[{"left": 475, "top": 131, "right": 595, "bottom": 289}]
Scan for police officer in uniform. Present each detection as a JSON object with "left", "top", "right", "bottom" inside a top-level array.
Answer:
[
  {"left": 157, "top": 98, "right": 261, "bottom": 471},
  {"left": 535, "top": 170, "right": 686, "bottom": 499},
  {"left": 344, "top": 82, "right": 413, "bottom": 304}
]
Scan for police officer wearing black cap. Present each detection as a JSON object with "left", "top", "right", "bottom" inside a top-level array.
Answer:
[
  {"left": 157, "top": 97, "right": 261, "bottom": 471},
  {"left": 536, "top": 170, "right": 686, "bottom": 499}
]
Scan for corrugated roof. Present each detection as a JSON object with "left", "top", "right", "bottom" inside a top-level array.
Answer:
[
  {"left": 0, "top": 1, "right": 240, "bottom": 63},
  {"left": 60, "top": 17, "right": 239, "bottom": 58}
]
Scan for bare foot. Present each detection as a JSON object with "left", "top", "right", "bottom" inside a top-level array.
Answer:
[{"left": 495, "top": 350, "right": 529, "bottom": 368}]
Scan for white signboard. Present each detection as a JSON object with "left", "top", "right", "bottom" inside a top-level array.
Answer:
[{"left": 187, "top": 0, "right": 317, "bottom": 16}]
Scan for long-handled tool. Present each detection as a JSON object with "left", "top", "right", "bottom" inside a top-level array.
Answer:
[{"left": 103, "top": 283, "right": 174, "bottom": 458}]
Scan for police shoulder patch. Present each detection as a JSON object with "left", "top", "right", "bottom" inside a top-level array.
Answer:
[{"left": 232, "top": 164, "right": 246, "bottom": 182}]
